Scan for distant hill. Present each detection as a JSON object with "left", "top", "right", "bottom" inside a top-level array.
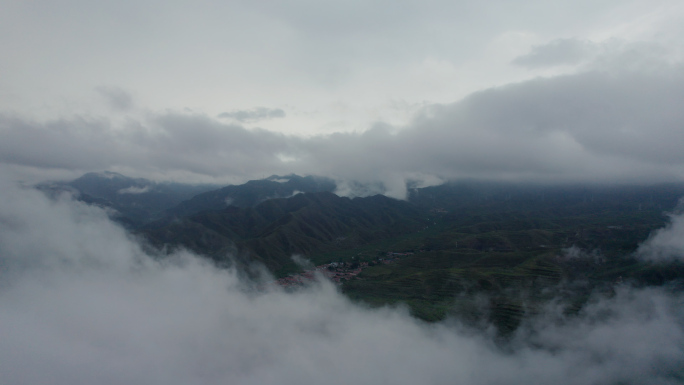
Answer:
[
  {"left": 37, "top": 171, "right": 220, "bottom": 227},
  {"left": 166, "top": 174, "right": 336, "bottom": 217},
  {"left": 407, "top": 180, "right": 684, "bottom": 212},
  {"left": 37, "top": 172, "right": 336, "bottom": 228},
  {"left": 142, "top": 191, "right": 426, "bottom": 273}
]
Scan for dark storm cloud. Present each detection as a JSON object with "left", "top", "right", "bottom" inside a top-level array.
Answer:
[
  {"left": 0, "top": 177, "right": 683, "bottom": 384},
  {"left": 1, "top": 66, "right": 684, "bottom": 196},
  {"left": 511, "top": 38, "right": 595, "bottom": 68},
  {"left": 218, "top": 107, "right": 286, "bottom": 122}
]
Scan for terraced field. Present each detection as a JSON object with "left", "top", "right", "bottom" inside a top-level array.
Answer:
[
  {"left": 141, "top": 180, "right": 684, "bottom": 333},
  {"left": 334, "top": 183, "right": 684, "bottom": 331}
]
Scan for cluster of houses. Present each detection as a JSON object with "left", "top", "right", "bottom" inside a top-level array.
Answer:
[
  {"left": 275, "top": 253, "right": 413, "bottom": 288},
  {"left": 387, "top": 252, "right": 413, "bottom": 257},
  {"left": 275, "top": 262, "right": 366, "bottom": 287}
]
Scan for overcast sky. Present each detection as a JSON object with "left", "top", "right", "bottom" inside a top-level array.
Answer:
[
  {"left": 2, "top": 0, "right": 684, "bottom": 191},
  {"left": 3, "top": 4, "right": 684, "bottom": 381}
]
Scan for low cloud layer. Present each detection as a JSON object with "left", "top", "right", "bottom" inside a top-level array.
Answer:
[
  {"left": 118, "top": 185, "right": 151, "bottom": 194},
  {"left": 2, "top": 65, "right": 684, "bottom": 198},
  {"left": 1, "top": 176, "right": 683, "bottom": 384}
]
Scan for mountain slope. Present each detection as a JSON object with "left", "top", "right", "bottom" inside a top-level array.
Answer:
[
  {"left": 143, "top": 191, "right": 427, "bottom": 273},
  {"left": 38, "top": 171, "right": 219, "bottom": 227},
  {"left": 167, "top": 174, "right": 336, "bottom": 217}
]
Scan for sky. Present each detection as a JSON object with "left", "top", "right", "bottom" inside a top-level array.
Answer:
[
  {"left": 2, "top": 0, "right": 684, "bottom": 194},
  {"left": 1, "top": 173, "right": 684, "bottom": 385}
]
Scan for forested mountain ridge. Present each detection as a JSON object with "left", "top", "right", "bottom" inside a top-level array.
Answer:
[
  {"left": 166, "top": 174, "right": 336, "bottom": 217},
  {"left": 143, "top": 191, "right": 427, "bottom": 273},
  {"left": 37, "top": 171, "right": 219, "bottom": 227},
  {"left": 40, "top": 173, "right": 684, "bottom": 330}
]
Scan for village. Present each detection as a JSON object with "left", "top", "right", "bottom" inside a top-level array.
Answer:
[{"left": 275, "top": 252, "right": 415, "bottom": 288}]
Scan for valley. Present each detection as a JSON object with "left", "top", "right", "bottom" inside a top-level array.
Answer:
[{"left": 43, "top": 172, "right": 684, "bottom": 333}]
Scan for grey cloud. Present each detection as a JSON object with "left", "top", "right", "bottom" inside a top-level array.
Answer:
[
  {"left": 298, "top": 68, "right": 684, "bottom": 197},
  {"left": 512, "top": 38, "right": 596, "bottom": 68},
  {"left": 590, "top": 40, "right": 676, "bottom": 73},
  {"left": 2, "top": 67, "right": 684, "bottom": 198},
  {"left": 0, "top": 115, "right": 121, "bottom": 171},
  {"left": 0, "top": 112, "right": 299, "bottom": 180},
  {"left": 218, "top": 107, "right": 286, "bottom": 122},
  {"left": 95, "top": 86, "right": 134, "bottom": 111},
  {"left": 512, "top": 38, "right": 677, "bottom": 72},
  {"left": 1, "top": 177, "right": 683, "bottom": 384}
]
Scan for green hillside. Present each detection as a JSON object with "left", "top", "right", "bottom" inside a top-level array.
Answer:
[
  {"left": 37, "top": 171, "right": 219, "bottom": 227},
  {"left": 143, "top": 191, "right": 427, "bottom": 273},
  {"left": 167, "top": 174, "right": 336, "bottom": 217},
  {"left": 336, "top": 183, "right": 684, "bottom": 331},
  {"left": 140, "top": 180, "right": 684, "bottom": 333}
]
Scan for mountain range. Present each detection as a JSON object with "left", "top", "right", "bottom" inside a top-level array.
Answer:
[
  {"left": 38, "top": 172, "right": 684, "bottom": 330},
  {"left": 166, "top": 174, "right": 336, "bottom": 217},
  {"left": 37, "top": 171, "right": 220, "bottom": 227},
  {"left": 143, "top": 191, "right": 426, "bottom": 273},
  {"left": 37, "top": 172, "right": 336, "bottom": 228}
]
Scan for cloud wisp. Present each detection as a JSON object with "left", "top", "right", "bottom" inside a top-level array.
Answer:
[
  {"left": 637, "top": 199, "right": 684, "bottom": 262},
  {"left": 1, "top": 177, "right": 683, "bottom": 384},
  {"left": 95, "top": 86, "right": 135, "bottom": 111},
  {"left": 118, "top": 185, "right": 151, "bottom": 194},
  {"left": 218, "top": 107, "right": 286, "bottom": 122},
  {"left": 511, "top": 38, "right": 597, "bottom": 68}
]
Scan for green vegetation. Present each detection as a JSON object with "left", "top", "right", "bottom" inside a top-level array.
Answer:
[
  {"left": 142, "top": 191, "right": 427, "bottom": 273},
  {"left": 329, "top": 182, "right": 684, "bottom": 331},
  {"left": 140, "top": 180, "right": 684, "bottom": 333}
]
